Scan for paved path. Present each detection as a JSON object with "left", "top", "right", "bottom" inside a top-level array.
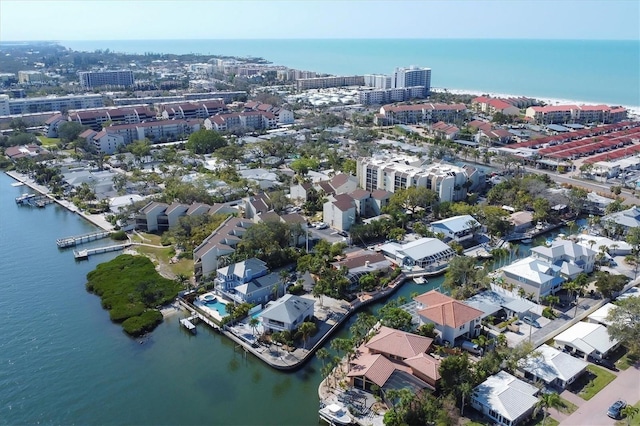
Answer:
[{"left": 560, "top": 363, "right": 640, "bottom": 426}]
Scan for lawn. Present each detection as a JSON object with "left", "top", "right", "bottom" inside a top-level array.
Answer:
[
  {"left": 37, "top": 136, "right": 60, "bottom": 147},
  {"left": 612, "top": 346, "right": 639, "bottom": 371},
  {"left": 560, "top": 397, "right": 578, "bottom": 414},
  {"left": 574, "top": 365, "right": 617, "bottom": 400},
  {"left": 131, "top": 232, "right": 194, "bottom": 279}
]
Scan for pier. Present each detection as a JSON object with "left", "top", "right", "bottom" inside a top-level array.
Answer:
[
  {"left": 180, "top": 316, "right": 198, "bottom": 334},
  {"left": 15, "top": 194, "right": 54, "bottom": 208},
  {"left": 73, "top": 243, "right": 131, "bottom": 260},
  {"left": 57, "top": 231, "right": 113, "bottom": 248}
]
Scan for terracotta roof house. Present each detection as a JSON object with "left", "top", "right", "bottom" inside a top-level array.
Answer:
[
  {"left": 347, "top": 326, "right": 441, "bottom": 394},
  {"left": 323, "top": 193, "right": 356, "bottom": 231},
  {"left": 414, "top": 290, "right": 483, "bottom": 345}
]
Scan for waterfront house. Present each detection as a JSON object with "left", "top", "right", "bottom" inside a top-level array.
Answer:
[
  {"left": 259, "top": 294, "right": 315, "bottom": 333},
  {"left": 554, "top": 322, "right": 620, "bottom": 361},
  {"left": 500, "top": 257, "right": 565, "bottom": 301},
  {"left": 601, "top": 206, "right": 640, "bottom": 236},
  {"left": 428, "top": 215, "right": 481, "bottom": 243},
  {"left": 379, "top": 238, "right": 455, "bottom": 272},
  {"left": 215, "top": 258, "right": 284, "bottom": 305},
  {"left": 530, "top": 240, "right": 596, "bottom": 277},
  {"left": 517, "top": 344, "right": 587, "bottom": 390},
  {"left": 413, "top": 290, "right": 483, "bottom": 345},
  {"left": 509, "top": 211, "right": 534, "bottom": 233},
  {"left": 347, "top": 326, "right": 440, "bottom": 394},
  {"left": 470, "top": 370, "right": 539, "bottom": 426}
]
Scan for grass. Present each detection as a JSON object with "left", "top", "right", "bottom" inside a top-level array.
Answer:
[
  {"left": 615, "top": 401, "right": 640, "bottom": 426},
  {"left": 611, "top": 346, "right": 639, "bottom": 371},
  {"left": 575, "top": 365, "right": 617, "bottom": 400},
  {"left": 560, "top": 397, "right": 578, "bottom": 414},
  {"left": 131, "top": 232, "right": 194, "bottom": 278},
  {"left": 37, "top": 136, "right": 60, "bottom": 147}
]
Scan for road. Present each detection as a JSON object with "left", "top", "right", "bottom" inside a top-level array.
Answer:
[
  {"left": 520, "top": 165, "right": 640, "bottom": 205},
  {"left": 560, "top": 364, "right": 640, "bottom": 426}
]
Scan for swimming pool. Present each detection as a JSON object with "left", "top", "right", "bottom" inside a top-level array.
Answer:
[{"left": 204, "top": 298, "right": 229, "bottom": 317}]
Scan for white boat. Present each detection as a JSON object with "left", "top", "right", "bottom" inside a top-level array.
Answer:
[
  {"left": 414, "top": 277, "right": 427, "bottom": 284},
  {"left": 319, "top": 403, "right": 352, "bottom": 425}
]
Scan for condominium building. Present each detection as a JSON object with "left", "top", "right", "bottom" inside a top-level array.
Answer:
[
  {"left": 18, "top": 70, "right": 45, "bottom": 84},
  {"left": 296, "top": 75, "right": 365, "bottom": 90},
  {"left": 68, "top": 106, "right": 156, "bottom": 130},
  {"left": 525, "top": 104, "right": 628, "bottom": 124},
  {"left": 363, "top": 74, "right": 392, "bottom": 89},
  {"left": 79, "top": 70, "right": 135, "bottom": 89},
  {"left": 375, "top": 102, "right": 467, "bottom": 125},
  {"left": 359, "top": 86, "right": 427, "bottom": 105},
  {"left": 204, "top": 111, "right": 277, "bottom": 132},
  {"left": 356, "top": 155, "right": 481, "bottom": 202},
  {"left": 393, "top": 66, "right": 431, "bottom": 90},
  {"left": 112, "top": 91, "right": 245, "bottom": 106},
  {"left": 4, "top": 93, "right": 104, "bottom": 115}
]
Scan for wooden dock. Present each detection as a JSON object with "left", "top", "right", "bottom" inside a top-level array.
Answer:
[
  {"left": 57, "top": 230, "right": 113, "bottom": 248},
  {"left": 73, "top": 243, "right": 131, "bottom": 260},
  {"left": 180, "top": 317, "right": 197, "bottom": 334},
  {"left": 15, "top": 194, "right": 53, "bottom": 208}
]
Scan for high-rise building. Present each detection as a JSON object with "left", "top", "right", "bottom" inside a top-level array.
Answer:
[
  {"left": 392, "top": 66, "right": 431, "bottom": 90},
  {"left": 79, "top": 70, "right": 135, "bottom": 89},
  {"left": 364, "top": 74, "right": 392, "bottom": 89}
]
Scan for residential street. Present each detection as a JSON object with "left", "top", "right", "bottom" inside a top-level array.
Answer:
[{"left": 559, "top": 363, "right": 640, "bottom": 426}]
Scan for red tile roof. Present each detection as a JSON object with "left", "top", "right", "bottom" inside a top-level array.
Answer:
[
  {"left": 414, "top": 290, "right": 483, "bottom": 328},
  {"left": 365, "top": 326, "right": 433, "bottom": 359}
]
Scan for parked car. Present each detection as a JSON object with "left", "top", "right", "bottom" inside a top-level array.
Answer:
[
  {"left": 336, "top": 230, "right": 348, "bottom": 237},
  {"left": 461, "top": 340, "right": 483, "bottom": 356},
  {"left": 607, "top": 400, "right": 626, "bottom": 419},
  {"left": 588, "top": 355, "right": 619, "bottom": 372},
  {"left": 521, "top": 316, "right": 541, "bottom": 328},
  {"left": 315, "top": 222, "right": 328, "bottom": 230}
]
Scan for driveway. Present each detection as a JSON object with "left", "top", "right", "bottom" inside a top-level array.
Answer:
[{"left": 560, "top": 364, "right": 640, "bottom": 426}]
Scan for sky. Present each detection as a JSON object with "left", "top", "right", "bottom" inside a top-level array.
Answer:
[{"left": 1, "top": 0, "right": 638, "bottom": 41}]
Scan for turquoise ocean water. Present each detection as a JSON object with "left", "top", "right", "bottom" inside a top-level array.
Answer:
[
  {"left": 61, "top": 39, "right": 640, "bottom": 107},
  {"left": 0, "top": 172, "right": 444, "bottom": 425}
]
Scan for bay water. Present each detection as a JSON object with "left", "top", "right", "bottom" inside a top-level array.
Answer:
[
  {"left": 0, "top": 172, "right": 443, "bottom": 425},
  {"left": 61, "top": 39, "right": 640, "bottom": 107}
]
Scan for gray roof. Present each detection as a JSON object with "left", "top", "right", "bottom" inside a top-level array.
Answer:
[
  {"left": 235, "top": 272, "right": 281, "bottom": 297},
  {"left": 259, "top": 294, "right": 314, "bottom": 324},
  {"left": 531, "top": 240, "right": 595, "bottom": 261},
  {"left": 380, "top": 238, "right": 453, "bottom": 262},
  {"left": 518, "top": 344, "right": 587, "bottom": 384},
  {"left": 602, "top": 206, "right": 640, "bottom": 229},
  {"left": 217, "top": 258, "right": 267, "bottom": 280},
  {"left": 472, "top": 371, "right": 538, "bottom": 422},
  {"left": 430, "top": 215, "right": 479, "bottom": 234},
  {"left": 554, "top": 322, "right": 619, "bottom": 356}
]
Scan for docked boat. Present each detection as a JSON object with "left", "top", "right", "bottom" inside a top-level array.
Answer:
[
  {"left": 319, "top": 403, "right": 352, "bottom": 425},
  {"left": 521, "top": 238, "right": 533, "bottom": 244},
  {"left": 15, "top": 193, "right": 35, "bottom": 204},
  {"left": 413, "top": 277, "right": 427, "bottom": 284}
]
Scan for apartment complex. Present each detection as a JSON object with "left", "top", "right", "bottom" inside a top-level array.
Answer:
[
  {"left": 1, "top": 93, "right": 104, "bottom": 115},
  {"left": 69, "top": 106, "right": 156, "bottom": 130},
  {"left": 363, "top": 74, "right": 392, "bottom": 89},
  {"left": 359, "top": 86, "right": 427, "bottom": 105},
  {"left": 113, "top": 91, "right": 246, "bottom": 106},
  {"left": 79, "top": 70, "right": 134, "bottom": 89},
  {"left": 392, "top": 66, "right": 431, "bottom": 90},
  {"left": 525, "top": 104, "right": 627, "bottom": 124},
  {"left": 18, "top": 70, "right": 46, "bottom": 84},
  {"left": 296, "top": 75, "right": 365, "bottom": 90},
  {"left": 356, "top": 155, "right": 483, "bottom": 202},
  {"left": 159, "top": 99, "right": 227, "bottom": 120},
  {"left": 374, "top": 103, "right": 467, "bottom": 125},
  {"left": 204, "top": 111, "right": 277, "bottom": 132}
]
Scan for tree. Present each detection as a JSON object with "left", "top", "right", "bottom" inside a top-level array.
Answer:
[
  {"left": 626, "top": 227, "right": 640, "bottom": 279},
  {"left": 249, "top": 317, "right": 260, "bottom": 338},
  {"left": 621, "top": 404, "right": 639, "bottom": 426},
  {"left": 439, "top": 353, "right": 473, "bottom": 398},
  {"left": 594, "top": 271, "right": 627, "bottom": 299},
  {"left": 459, "top": 381, "right": 474, "bottom": 417},
  {"left": 58, "top": 121, "right": 85, "bottom": 144},
  {"left": 128, "top": 139, "right": 151, "bottom": 164},
  {"left": 297, "top": 321, "right": 317, "bottom": 349},
  {"left": 535, "top": 392, "right": 564, "bottom": 426},
  {"left": 379, "top": 300, "right": 414, "bottom": 331},
  {"left": 290, "top": 156, "right": 319, "bottom": 176},
  {"left": 606, "top": 297, "right": 640, "bottom": 356},
  {"left": 316, "top": 347, "right": 330, "bottom": 371},
  {"left": 387, "top": 186, "right": 438, "bottom": 217},
  {"left": 186, "top": 129, "right": 227, "bottom": 154}
]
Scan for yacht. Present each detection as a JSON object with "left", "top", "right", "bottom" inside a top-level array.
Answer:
[{"left": 319, "top": 403, "right": 352, "bottom": 425}]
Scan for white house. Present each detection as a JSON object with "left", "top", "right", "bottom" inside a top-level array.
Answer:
[
  {"left": 380, "top": 238, "right": 456, "bottom": 272},
  {"left": 586, "top": 303, "right": 617, "bottom": 326},
  {"left": 414, "top": 290, "right": 483, "bottom": 344},
  {"left": 259, "top": 294, "right": 315, "bottom": 333},
  {"left": 530, "top": 240, "right": 596, "bottom": 277},
  {"left": 290, "top": 182, "right": 313, "bottom": 203},
  {"left": 517, "top": 344, "right": 588, "bottom": 389},
  {"left": 554, "top": 322, "right": 620, "bottom": 360},
  {"left": 323, "top": 193, "right": 356, "bottom": 231},
  {"left": 501, "top": 257, "right": 565, "bottom": 301},
  {"left": 429, "top": 215, "right": 480, "bottom": 242},
  {"left": 215, "top": 258, "right": 284, "bottom": 305},
  {"left": 471, "top": 371, "right": 539, "bottom": 426},
  {"left": 601, "top": 206, "right": 640, "bottom": 236}
]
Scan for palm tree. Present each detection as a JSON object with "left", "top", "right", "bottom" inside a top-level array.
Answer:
[
  {"left": 249, "top": 317, "right": 260, "bottom": 339},
  {"left": 622, "top": 404, "right": 639, "bottom": 426},
  {"left": 472, "top": 334, "right": 490, "bottom": 352},
  {"left": 459, "top": 381, "right": 475, "bottom": 417},
  {"left": 316, "top": 347, "right": 330, "bottom": 371},
  {"left": 535, "top": 392, "right": 564, "bottom": 426},
  {"left": 297, "top": 321, "right": 316, "bottom": 349}
]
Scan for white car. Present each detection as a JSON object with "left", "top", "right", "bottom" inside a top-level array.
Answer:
[{"left": 315, "top": 222, "right": 328, "bottom": 230}]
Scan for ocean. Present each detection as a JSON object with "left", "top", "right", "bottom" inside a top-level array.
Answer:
[
  {"left": 60, "top": 39, "right": 640, "bottom": 107},
  {"left": 0, "top": 172, "right": 444, "bottom": 425}
]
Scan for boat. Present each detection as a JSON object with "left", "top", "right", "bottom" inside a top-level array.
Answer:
[
  {"left": 521, "top": 238, "right": 533, "bottom": 244},
  {"left": 319, "top": 403, "right": 352, "bottom": 425},
  {"left": 15, "top": 193, "right": 36, "bottom": 204},
  {"left": 413, "top": 277, "right": 427, "bottom": 284}
]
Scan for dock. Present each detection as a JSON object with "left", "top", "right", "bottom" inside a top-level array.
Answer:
[
  {"left": 15, "top": 194, "right": 53, "bottom": 207},
  {"left": 73, "top": 243, "right": 131, "bottom": 260},
  {"left": 57, "top": 230, "right": 113, "bottom": 248},
  {"left": 180, "top": 317, "right": 197, "bottom": 334}
]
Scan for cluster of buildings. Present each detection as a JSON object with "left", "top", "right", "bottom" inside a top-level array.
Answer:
[
  {"left": 374, "top": 102, "right": 467, "bottom": 125},
  {"left": 359, "top": 66, "right": 432, "bottom": 105},
  {"left": 471, "top": 96, "right": 539, "bottom": 116},
  {"left": 0, "top": 93, "right": 104, "bottom": 116},
  {"left": 525, "top": 104, "right": 627, "bottom": 125}
]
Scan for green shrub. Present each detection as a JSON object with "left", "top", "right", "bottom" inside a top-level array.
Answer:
[
  {"left": 110, "top": 230, "right": 128, "bottom": 241},
  {"left": 122, "top": 310, "right": 163, "bottom": 336},
  {"left": 287, "top": 283, "right": 304, "bottom": 295},
  {"left": 542, "top": 307, "right": 556, "bottom": 319},
  {"left": 86, "top": 254, "right": 181, "bottom": 335}
]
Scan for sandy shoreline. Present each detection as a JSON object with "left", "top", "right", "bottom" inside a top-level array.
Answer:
[{"left": 431, "top": 87, "right": 640, "bottom": 117}]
